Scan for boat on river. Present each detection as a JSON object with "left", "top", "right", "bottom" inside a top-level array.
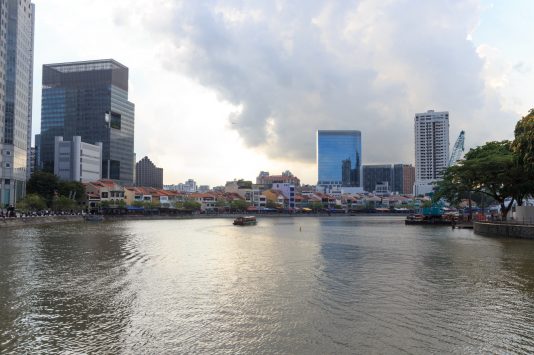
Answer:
[{"left": 233, "top": 216, "right": 257, "bottom": 226}]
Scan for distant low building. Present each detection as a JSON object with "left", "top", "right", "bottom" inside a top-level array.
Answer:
[
  {"left": 256, "top": 170, "right": 300, "bottom": 187},
  {"left": 164, "top": 179, "right": 197, "bottom": 192},
  {"left": 198, "top": 185, "right": 210, "bottom": 193},
  {"left": 54, "top": 136, "right": 103, "bottom": 183},
  {"left": 85, "top": 180, "right": 125, "bottom": 209}
]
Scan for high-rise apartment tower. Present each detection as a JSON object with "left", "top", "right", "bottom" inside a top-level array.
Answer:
[{"left": 414, "top": 110, "right": 449, "bottom": 196}]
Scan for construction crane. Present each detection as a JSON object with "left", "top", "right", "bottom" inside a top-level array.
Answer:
[{"left": 449, "top": 130, "right": 465, "bottom": 166}]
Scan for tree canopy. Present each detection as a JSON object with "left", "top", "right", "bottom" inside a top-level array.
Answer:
[
  {"left": 25, "top": 171, "right": 86, "bottom": 208},
  {"left": 434, "top": 140, "right": 534, "bottom": 218},
  {"left": 512, "top": 108, "right": 534, "bottom": 173}
]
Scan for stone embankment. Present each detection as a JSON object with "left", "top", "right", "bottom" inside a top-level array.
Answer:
[
  {"left": 0, "top": 215, "right": 84, "bottom": 229},
  {"left": 474, "top": 221, "right": 534, "bottom": 239}
]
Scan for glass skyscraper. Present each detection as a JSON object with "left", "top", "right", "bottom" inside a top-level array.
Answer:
[
  {"left": 40, "top": 59, "right": 135, "bottom": 185},
  {"left": 316, "top": 130, "right": 362, "bottom": 192},
  {"left": 0, "top": 0, "right": 35, "bottom": 206}
]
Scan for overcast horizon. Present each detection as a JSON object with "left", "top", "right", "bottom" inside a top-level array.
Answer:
[{"left": 32, "top": 0, "right": 534, "bottom": 186}]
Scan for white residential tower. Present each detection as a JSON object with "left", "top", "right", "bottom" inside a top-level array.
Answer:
[{"left": 414, "top": 110, "right": 449, "bottom": 196}]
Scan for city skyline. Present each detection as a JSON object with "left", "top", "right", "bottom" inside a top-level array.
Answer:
[{"left": 30, "top": 0, "right": 534, "bottom": 185}]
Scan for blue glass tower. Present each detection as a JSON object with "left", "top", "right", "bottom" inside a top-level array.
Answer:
[
  {"left": 40, "top": 59, "right": 135, "bottom": 185},
  {"left": 316, "top": 130, "right": 362, "bottom": 192}
]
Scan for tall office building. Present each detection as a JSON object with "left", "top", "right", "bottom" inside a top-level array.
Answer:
[
  {"left": 316, "top": 130, "right": 362, "bottom": 193},
  {"left": 362, "top": 164, "right": 392, "bottom": 193},
  {"left": 0, "top": 0, "right": 35, "bottom": 206},
  {"left": 393, "top": 164, "right": 415, "bottom": 195},
  {"left": 135, "top": 156, "right": 163, "bottom": 189},
  {"left": 40, "top": 59, "right": 135, "bottom": 185},
  {"left": 414, "top": 110, "right": 449, "bottom": 196}
]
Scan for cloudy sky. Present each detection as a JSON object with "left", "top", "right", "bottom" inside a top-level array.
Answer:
[{"left": 32, "top": 0, "right": 534, "bottom": 185}]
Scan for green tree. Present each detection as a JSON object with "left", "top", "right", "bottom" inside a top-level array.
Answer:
[
  {"left": 230, "top": 199, "right": 249, "bottom": 211},
  {"left": 512, "top": 108, "right": 534, "bottom": 173},
  {"left": 309, "top": 201, "right": 323, "bottom": 212},
  {"left": 58, "top": 181, "right": 86, "bottom": 203},
  {"left": 266, "top": 200, "right": 279, "bottom": 209},
  {"left": 53, "top": 196, "right": 76, "bottom": 211},
  {"left": 133, "top": 201, "right": 145, "bottom": 208},
  {"left": 27, "top": 171, "right": 59, "bottom": 205},
  {"left": 17, "top": 194, "right": 47, "bottom": 211},
  {"left": 434, "top": 141, "right": 532, "bottom": 218},
  {"left": 183, "top": 200, "right": 201, "bottom": 211}
]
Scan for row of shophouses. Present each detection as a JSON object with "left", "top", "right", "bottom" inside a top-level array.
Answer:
[{"left": 84, "top": 179, "right": 432, "bottom": 212}]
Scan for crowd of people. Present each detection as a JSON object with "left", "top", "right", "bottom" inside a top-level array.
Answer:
[{"left": 1, "top": 205, "right": 85, "bottom": 219}]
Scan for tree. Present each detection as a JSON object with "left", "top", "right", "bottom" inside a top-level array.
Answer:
[
  {"left": 230, "top": 199, "right": 249, "bottom": 211},
  {"left": 266, "top": 200, "right": 279, "bottom": 209},
  {"left": 434, "top": 141, "right": 532, "bottom": 218},
  {"left": 133, "top": 201, "right": 145, "bottom": 208},
  {"left": 309, "top": 201, "right": 323, "bottom": 212},
  {"left": 53, "top": 196, "right": 76, "bottom": 211},
  {"left": 58, "top": 181, "right": 86, "bottom": 203},
  {"left": 17, "top": 194, "right": 47, "bottom": 211},
  {"left": 512, "top": 108, "right": 534, "bottom": 173},
  {"left": 182, "top": 200, "right": 201, "bottom": 211},
  {"left": 27, "top": 172, "right": 59, "bottom": 205}
]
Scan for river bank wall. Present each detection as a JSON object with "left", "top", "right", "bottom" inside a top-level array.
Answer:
[
  {"left": 474, "top": 221, "right": 534, "bottom": 239},
  {"left": 0, "top": 213, "right": 407, "bottom": 229},
  {"left": 0, "top": 215, "right": 84, "bottom": 229}
]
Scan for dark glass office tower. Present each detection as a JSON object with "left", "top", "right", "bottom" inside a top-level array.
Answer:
[
  {"left": 135, "top": 156, "right": 163, "bottom": 189},
  {"left": 40, "top": 59, "right": 135, "bottom": 185},
  {"left": 316, "top": 130, "right": 362, "bottom": 192}
]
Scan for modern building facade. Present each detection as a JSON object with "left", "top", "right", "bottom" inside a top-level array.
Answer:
[
  {"left": 54, "top": 136, "right": 102, "bottom": 183},
  {"left": 29, "top": 147, "right": 36, "bottom": 177},
  {"left": 363, "top": 164, "right": 392, "bottom": 193},
  {"left": 393, "top": 164, "right": 415, "bottom": 195},
  {"left": 414, "top": 110, "right": 449, "bottom": 195},
  {"left": 40, "top": 59, "right": 135, "bottom": 185},
  {"left": 0, "top": 0, "right": 35, "bottom": 206},
  {"left": 317, "top": 130, "right": 362, "bottom": 193},
  {"left": 135, "top": 156, "right": 163, "bottom": 189}
]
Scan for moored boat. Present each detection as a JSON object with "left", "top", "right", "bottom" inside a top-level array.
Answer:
[{"left": 233, "top": 216, "right": 257, "bottom": 226}]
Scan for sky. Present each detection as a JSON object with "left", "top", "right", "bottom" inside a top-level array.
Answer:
[{"left": 31, "top": 0, "right": 534, "bottom": 186}]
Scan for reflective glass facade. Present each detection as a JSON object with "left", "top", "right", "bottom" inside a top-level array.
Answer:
[
  {"left": 317, "top": 130, "right": 362, "bottom": 189},
  {"left": 0, "top": 0, "right": 35, "bottom": 206},
  {"left": 40, "top": 59, "right": 135, "bottom": 185}
]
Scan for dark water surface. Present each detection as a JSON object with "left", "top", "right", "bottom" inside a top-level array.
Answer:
[{"left": 1, "top": 216, "right": 534, "bottom": 354}]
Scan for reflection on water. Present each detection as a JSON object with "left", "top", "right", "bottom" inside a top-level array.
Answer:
[{"left": 1, "top": 217, "right": 534, "bottom": 353}]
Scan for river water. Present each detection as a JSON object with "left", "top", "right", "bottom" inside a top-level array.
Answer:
[{"left": 1, "top": 216, "right": 534, "bottom": 354}]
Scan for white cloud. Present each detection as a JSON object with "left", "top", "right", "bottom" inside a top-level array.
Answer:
[{"left": 31, "top": 0, "right": 532, "bottom": 185}]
